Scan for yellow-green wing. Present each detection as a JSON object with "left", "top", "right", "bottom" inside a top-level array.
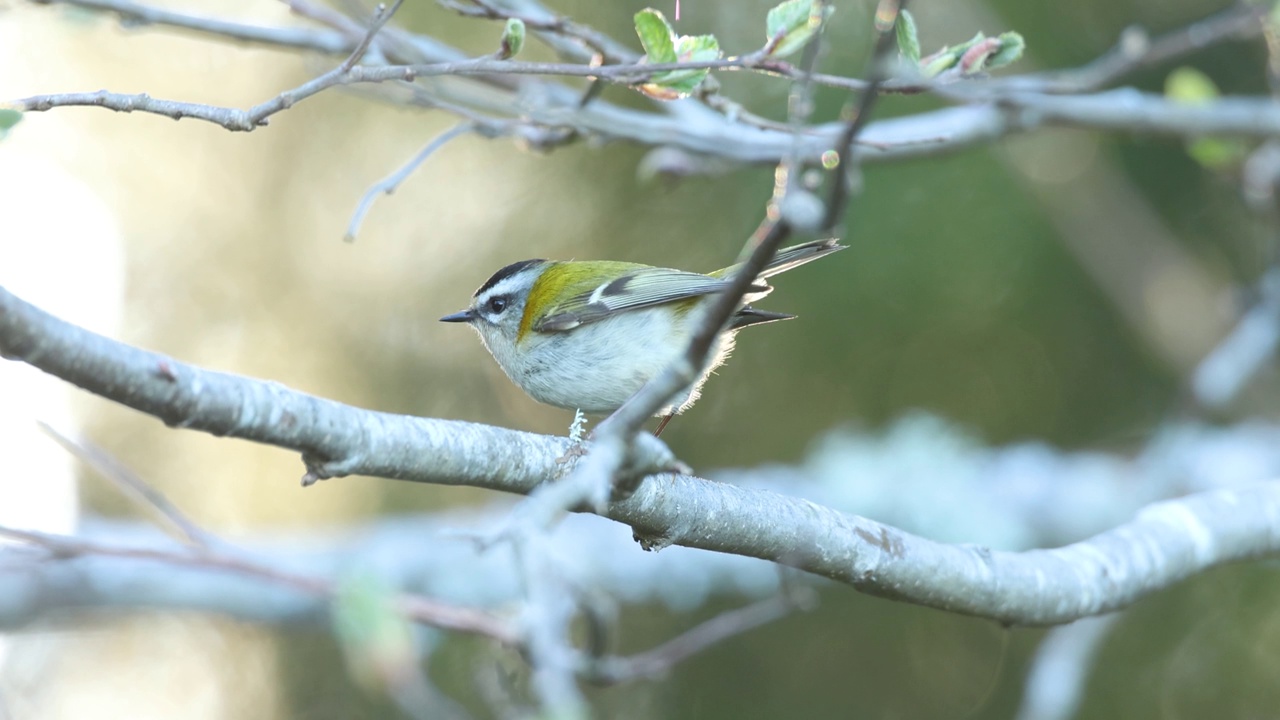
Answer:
[{"left": 534, "top": 265, "right": 760, "bottom": 332}]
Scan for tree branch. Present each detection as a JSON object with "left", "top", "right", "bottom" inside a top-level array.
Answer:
[
  {"left": 30, "top": 0, "right": 355, "bottom": 54},
  {"left": 584, "top": 592, "right": 810, "bottom": 684},
  {"left": 345, "top": 121, "right": 477, "bottom": 242},
  {"left": 37, "top": 421, "right": 213, "bottom": 548},
  {"left": 14, "top": 0, "right": 1280, "bottom": 152},
  {"left": 4, "top": 288, "right": 1280, "bottom": 626},
  {"left": 0, "top": 284, "right": 682, "bottom": 486},
  {"left": 0, "top": 524, "right": 519, "bottom": 641},
  {"left": 822, "top": 0, "right": 904, "bottom": 231}
]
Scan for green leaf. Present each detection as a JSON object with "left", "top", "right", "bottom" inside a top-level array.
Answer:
[
  {"left": 633, "top": 7, "right": 722, "bottom": 99},
  {"left": 499, "top": 18, "right": 525, "bottom": 59},
  {"left": 634, "top": 8, "right": 678, "bottom": 64},
  {"left": 950, "top": 33, "right": 987, "bottom": 56},
  {"left": 919, "top": 32, "right": 980, "bottom": 77},
  {"left": 766, "top": 0, "right": 810, "bottom": 40},
  {"left": 1187, "top": 137, "right": 1247, "bottom": 170},
  {"left": 1165, "top": 66, "right": 1219, "bottom": 104},
  {"left": 677, "top": 33, "right": 721, "bottom": 63},
  {"left": 765, "top": 0, "right": 835, "bottom": 58},
  {"left": 639, "top": 32, "right": 721, "bottom": 99},
  {"left": 916, "top": 25, "right": 1025, "bottom": 76},
  {"left": 985, "top": 31, "right": 1024, "bottom": 70},
  {"left": 1164, "top": 68, "right": 1242, "bottom": 169},
  {"left": 895, "top": 9, "right": 920, "bottom": 65},
  {"left": 919, "top": 48, "right": 956, "bottom": 77}
]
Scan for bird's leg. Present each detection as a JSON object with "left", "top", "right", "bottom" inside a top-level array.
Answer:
[
  {"left": 567, "top": 409, "right": 588, "bottom": 443},
  {"left": 653, "top": 413, "right": 675, "bottom": 437},
  {"left": 556, "top": 409, "right": 592, "bottom": 466}
]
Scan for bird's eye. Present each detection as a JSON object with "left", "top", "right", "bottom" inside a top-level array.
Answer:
[{"left": 487, "top": 295, "right": 509, "bottom": 315}]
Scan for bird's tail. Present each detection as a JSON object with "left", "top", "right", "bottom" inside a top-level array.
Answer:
[
  {"left": 729, "top": 306, "right": 795, "bottom": 330},
  {"left": 712, "top": 238, "right": 846, "bottom": 280},
  {"left": 758, "top": 238, "right": 846, "bottom": 278}
]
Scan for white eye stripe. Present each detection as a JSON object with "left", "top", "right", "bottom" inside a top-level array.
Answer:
[{"left": 475, "top": 271, "right": 539, "bottom": 310}]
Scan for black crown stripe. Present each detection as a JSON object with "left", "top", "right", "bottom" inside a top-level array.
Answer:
[{"left": 474, "top": 259, "right": 544, "bottom": 298}]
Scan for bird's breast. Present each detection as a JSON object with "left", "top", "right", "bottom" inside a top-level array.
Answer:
[{"left": 512, "top": 307, "right": 704, "bottom": 413}]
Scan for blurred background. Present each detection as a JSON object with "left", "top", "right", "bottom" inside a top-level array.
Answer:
[{"left": 3, "top": 0, "right": 1280, "bottom": 717}]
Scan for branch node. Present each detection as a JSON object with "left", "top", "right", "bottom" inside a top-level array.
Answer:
[{"left": 301, "top": 452, "right": 365, "bottom": 486}]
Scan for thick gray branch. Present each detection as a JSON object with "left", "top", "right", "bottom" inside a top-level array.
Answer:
[
  {"left": 0, "top": 284, "right": 678, "bottom": 485},
  {"left": 615, "top": 476, "right": 1280, "bottom": 625},
  {"left": 3, "top": 286, "right": 1280, "bottom": 626}
]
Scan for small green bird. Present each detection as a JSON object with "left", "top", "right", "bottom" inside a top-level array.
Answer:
[{"left": 441, "top": 238, "right": 845, "bottom": 433}]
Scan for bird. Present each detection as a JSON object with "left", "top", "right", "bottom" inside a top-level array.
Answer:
[{"left": 440, "top": 238, "right": 845, "bottom": 435}]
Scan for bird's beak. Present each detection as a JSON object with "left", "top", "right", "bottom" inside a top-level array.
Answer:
[{"left": 439, "top": 309, "right": 476, "bottom": 323}]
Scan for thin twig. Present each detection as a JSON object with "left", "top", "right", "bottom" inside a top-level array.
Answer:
[
  {"left": 439, "top": 0, "right": 634, "bottom": 64},
  {"left": 512, "top": 533, "right": 588, "bottom": 717},
  {"left": 279, "top": 0, "right": 368, "bottom": 41},
  {"left": 821, "top": 0, "right": 907, "bottom": 232},
  {"left": 586, "top": 591, "right": 814, "bottom": 685},
  {"left": 38, "top": 0, "right": 353, "bottom": 53},
  {"left": 10, "top": 90, "right": 250, "bottom": 127},
  {"left": 36, "top": 421, "right": 213, "bottom": 549},
  {"left": 1013, "top": 615, "right": 1121, "bottom": 720},
  {"left": 1020, "top": 3, "right": 1267, "bottom": 94},
  {"left": 339, "top": 0, "right": 405, "bottom": 72},
  {"left": 0, "top": 524, "right": 520, "bottom": 642},
  {"left": 1192, "top": 269, "right": 1280, "bottom": 408},
  {"left": 346, "top": 122, "right": 476, "bottom": 242},
  {"left": 779, "top": 0, "right": 833, "bottom": 219}
]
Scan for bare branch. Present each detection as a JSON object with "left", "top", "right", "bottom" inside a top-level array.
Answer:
[
  {"left": 585, "top": 591, "right": 811, "bottom": 684},
  {"left": 616, "top": 477, "right": 1280, "bottom": 626},
  {"left": 514, "top": 535, "right": 588, "bottom": 717},
  {"left": 1014, "top": 615, "right": 1120, "bottom": 720},
  {"left": 1022, "top": 3, "right": 1267, "bottom": 94},
  {"left": 823, "top": 0, "right": 906, "bottom": 231},
  {"left": 951, "top": 87, "right": 1280, "bottom": 138},
  {"left": 37, "top": 422, "right": 213, "bottom": 548},
  {"left": 0, "top": 284, "right": 685, "bottom": 486},
  {"left": 338, "top": 0, "right": 404, "bottom": 72},
  {"left": 11, "top": 91, "right": 266, "bottom": 130},
  {"left": 346, "top": 122, "right": 477, "bottom": 242},
  {"left": 1193, "top": 268, "right": 1280, "bottom": 407},
  {"left": 0, "top": 524, "right": 518, "bottom": 642},
  {"left": 439, "top": 0, "right": 636, "bottom": 64},
  {"left": 32, "top": 0, "right": 354, "bottom": 54}
]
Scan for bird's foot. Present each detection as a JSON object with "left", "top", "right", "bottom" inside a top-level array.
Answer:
[{"left": 556, "top": 409, "right": 592, "bottom": 467}]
